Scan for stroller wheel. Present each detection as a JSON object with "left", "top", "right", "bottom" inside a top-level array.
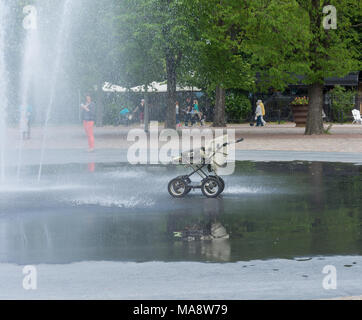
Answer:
[
  {"left": 168, "top": 178, "right": 188, "bottom": 198},
  {"left": 176, "top": 176, "right": 192, "bottom": 194},
  {"left": 201, "top": 177, "right": 222, "bottom": 198},
  {"left": 210, "top": 176, "right": 225, "bottom": 193}
]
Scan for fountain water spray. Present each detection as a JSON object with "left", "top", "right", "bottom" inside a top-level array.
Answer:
[
  {"left": 0, "top": 0, "right": 9, "bottom": 183},
  {"left": 37, "top": 0, "right": 74, "bottom": 182},
  {"left": 16, "top": 4, "right": 41, "bottom": 180},
  {"left": 11, "top": 0, "right": 76, "bottom": 181}
]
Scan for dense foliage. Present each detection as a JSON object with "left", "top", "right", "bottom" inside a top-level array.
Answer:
[
  {"left": 5, "top": 0, "right": 361, "bottom": 132},
  {"left": 330, "top": 85, "right": 357, "bottom": 122}
]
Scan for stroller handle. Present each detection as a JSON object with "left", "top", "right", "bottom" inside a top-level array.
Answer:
[{"left": 222, "top": 138, "right": 244, "bottom": 147}]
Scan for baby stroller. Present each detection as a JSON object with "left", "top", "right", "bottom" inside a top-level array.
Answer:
[{"left": 168, "top": 136, "right": 244, "bottom": 198}]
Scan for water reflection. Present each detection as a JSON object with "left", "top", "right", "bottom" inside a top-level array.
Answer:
[
  {"left": 0, "top": 161, "right": 361, "bottom": 264},
  {"left": 169, "top": 198, "right": 231, "bottom": 261},
  {"left": 87, "top": 162, "right": 95, "bottom": 173}
]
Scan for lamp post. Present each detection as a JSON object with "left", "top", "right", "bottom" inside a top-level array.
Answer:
[
  {"left": 144, "top": 84, "right": 150, "bottom": 133},
  {"left": 94, "top": 84, "right": 103, "bottom": 127}
]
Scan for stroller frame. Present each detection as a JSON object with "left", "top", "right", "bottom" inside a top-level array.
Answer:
[
  {"left": 181, "top": 158, "right": 221, "bottom": 187},
  {"left": 168, "top": 137, "right": 244, "bottom": 198}
]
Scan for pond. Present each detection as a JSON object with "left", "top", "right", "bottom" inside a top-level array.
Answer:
[{"left": 0, "top": 161, "right": 361, "bottom": 265}]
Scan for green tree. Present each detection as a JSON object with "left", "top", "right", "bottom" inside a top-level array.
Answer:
[
  {"left": 330, "top": 85, "right": 356, "bottom": 122},
  {"left": 182, "top": 0, "right": 254, "bottom": 127},
  {"left": 244, "top": 0, "right": 360, "bottom": 135},
  {"left": 225, "top": 92, "right": 252, "bottom": 123},
  {"left": 298, "top": 0, "right": 360, "bottom": 134},
  {"left": 68, "top": 0, "right": 123, "bottom": 126},
  {"left": 116, "top": 0, "right": 192, "bottom": 129},
  {"left": 243, "top": 0, "right": 310, "bottom": 91},
  {"left": 116, "top": 0, "right": 165, "bottom": 131}
]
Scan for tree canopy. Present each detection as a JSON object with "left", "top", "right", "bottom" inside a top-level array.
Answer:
[{"left": 5, "top": 0, "right": 362, "bottom": 132}]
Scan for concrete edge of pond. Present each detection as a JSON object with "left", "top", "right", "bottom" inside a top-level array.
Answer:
[
  {"left": 235, "top": 150, "right": 362, "bottom": 164},
  {"left": 329, "top": 296, "right": 362, "bottom": 300},
  {"left": 5, "top": 149, "right": 362, "bottom": 166}
]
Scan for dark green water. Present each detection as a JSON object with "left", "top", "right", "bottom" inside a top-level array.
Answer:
[{"left": 0, "top": 161, "right": 361, "bottom": 264}]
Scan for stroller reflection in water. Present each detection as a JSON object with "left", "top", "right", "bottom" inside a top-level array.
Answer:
[{"left": 169, "top": 198, "right": 231, "bottom": 262}]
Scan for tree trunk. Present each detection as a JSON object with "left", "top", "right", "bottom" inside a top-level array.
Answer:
[
  {"left": 213, "top": 85, "right": 226, "bottom": 127},
  {"left": 305, "top": 83, "right": 324, "bottom": 135},
  {"left": 304, "top": 0, "right": 323, "bottom": 135},
  {"left": 165, "top": 53, "right": 177, "bottom": 129}
]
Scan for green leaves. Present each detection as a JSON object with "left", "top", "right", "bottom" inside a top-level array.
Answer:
[
  {"left": 243, "top": 0, "right": 311, "bottom": 91},
  {"left": 225, "top": 92, "right": 252, "bottom": 122},
  {"left": 115, "top": 0, "right": 196, "bottom": 88},
  {"left": 330, "top": 85, "right": 356, "bottom": 118},
  {"left": 181, "top": 0, "right": 254, "bottom": 91},
  {"left": 109, "top": 0, "right": 361, "bottom": 97}
]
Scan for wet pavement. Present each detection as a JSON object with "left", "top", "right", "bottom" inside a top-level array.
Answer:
[
  {"left": 1, "top": 256, "right": 361, "bottom": 300},
  {"left": 4, "top": 123, "right": 362, "bottom": 153}
]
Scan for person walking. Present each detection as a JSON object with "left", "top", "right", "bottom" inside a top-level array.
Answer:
[
  {"left": 255, "top": 101, "right": 264, "bottom": 127},
  {"left": 80, "top": 95, "right": 96, "bottom": 152},
  {"left": 133, "top": 99, "right": 145, "bottom": 125},
  {"left": 193, "top": 99, "right": 203, "bottom": 126},
  {"left": 176, "top": 101, "right": 181, "bottom": 128},
  {"left": 258, "top": 100, "right": 267, "bottom": 126},
  {"left": 184, "top": 97, "right": 193, "bottom": 127}
]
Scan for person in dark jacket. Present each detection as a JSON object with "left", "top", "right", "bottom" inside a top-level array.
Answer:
[
  {"left": 184, "top": 97, "right": 194, "bottom": 127},
  {"left": 80, "top": 95, "right": 96, "bottom": 152},
  {"left": 133, "top": 99, "right": 145, "bottom": 125}
]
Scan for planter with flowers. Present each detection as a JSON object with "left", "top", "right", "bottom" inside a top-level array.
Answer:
[{"left": 291, "top": 97, "right": 309, "bottom": 127}]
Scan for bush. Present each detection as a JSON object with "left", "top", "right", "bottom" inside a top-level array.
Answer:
[
  {"left": 225, "top": 92, "right": 252, "bottom": 123},
  {"left": 102, "top": 93, "right": 138, "bottom": 126},
  {"left": 103, "top": 102, "right": 121, "bottom": 126},
  {"left": 330, "top": 85, "right": 356, "bottom": 122}
]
